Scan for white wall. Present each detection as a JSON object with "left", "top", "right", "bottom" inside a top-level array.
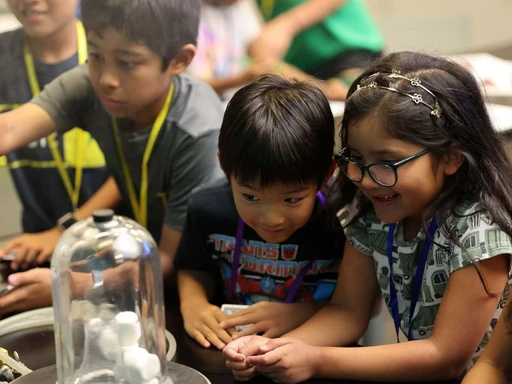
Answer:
[
  {"left": 0, "top": 0, "right": 19, "bottom": 33},
  {"left": 365, "top": 0, "right": 512, "bottom": 55}
]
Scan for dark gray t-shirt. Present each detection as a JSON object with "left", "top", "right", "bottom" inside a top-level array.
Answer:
[
  {"left": 32, "top": 65, "right": 224, "bottom": 242},
  {"left": 0, "top": 29, "right": 109, "bottom": 232}
]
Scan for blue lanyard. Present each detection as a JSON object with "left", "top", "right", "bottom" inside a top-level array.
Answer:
[
  {"left": 387, "top": 217, "right": 437, "bottom": 342},
  {"left": 229, "top": 191, "right": 327, "bottom": 303}
]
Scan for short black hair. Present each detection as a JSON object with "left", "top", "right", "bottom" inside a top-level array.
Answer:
[
  {"left": 219, "top": 74, "right": 334, "bottom": 188},
  {"left": 81, "top": 0, "right": 200, "bottom": 69}
]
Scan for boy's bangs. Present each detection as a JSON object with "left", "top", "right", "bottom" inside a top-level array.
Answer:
[{"left": 230, "top": 133, "right": 317, "bottom": 189}]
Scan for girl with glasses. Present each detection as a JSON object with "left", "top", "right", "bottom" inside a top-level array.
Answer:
[{"left": 224, "top": 51, "right": 512, "bottom": 382}]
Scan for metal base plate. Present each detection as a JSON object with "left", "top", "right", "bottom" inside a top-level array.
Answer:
[{"left": 12, "top": 362, "right": 211, "bottom": 384}]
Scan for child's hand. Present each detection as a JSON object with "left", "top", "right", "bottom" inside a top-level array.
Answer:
[
  {"left": 0, "top": 268, "right": 52, "bottom": 316},
  {"left": 243, "top": 59, "right": 277, "bottom": 83},
  {"left": 181, "top": 302, "right": 236, "bottom": 350},
  {"left": 248, "top": 18, "right": 295, "bottom": 61},
  {"left": 223, "top": 335, "right": 271, "bottom": 381},
  {"left": 247, "top": 338, "right": 319, "bottom": 383},
  {"left": 220, "top": 301, "right": 311, "bottom": 338},
  {"left": 321, "top": 78, "right": 349, "bottom": 101},
  {"left": 1, "top": 227, "right": 61, "bottom": 271}
]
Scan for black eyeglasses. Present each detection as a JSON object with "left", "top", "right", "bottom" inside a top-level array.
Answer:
[{"left": 334, "top": 147, "right": 430, "bottom": 187}]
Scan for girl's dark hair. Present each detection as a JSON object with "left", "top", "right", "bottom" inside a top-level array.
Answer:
[
  {"left": 219, "top": 74, "right": 335, "bottom": 189},
  {"left": 81, "top": 0, "right": 200, "bottom": 69},
  {"left": 336, "top": 51, "right": 512, "bottom": 247}
]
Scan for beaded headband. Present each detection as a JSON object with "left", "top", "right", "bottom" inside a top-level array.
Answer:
[{"left": 354, "top": 69, "right": 443, "bottom": 118}]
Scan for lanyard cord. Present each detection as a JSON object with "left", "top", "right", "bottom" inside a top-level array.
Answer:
[
  {"left": 23, "top": 20, "right": 87, "bottom": 210},
  {"left": 111, "top": 84, "right": 175, "bottom": 228},
  {"left": 387, "top": 218, "right": 438, "bottom": 341}
]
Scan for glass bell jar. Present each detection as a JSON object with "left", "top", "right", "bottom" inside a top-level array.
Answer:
[{"left": 51, "top": 209, "right": 169, "bottom": 384}]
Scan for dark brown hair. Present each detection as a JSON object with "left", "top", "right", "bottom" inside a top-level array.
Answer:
[{"left": 82, "top": 0, "right": 200, "bottom": 69}]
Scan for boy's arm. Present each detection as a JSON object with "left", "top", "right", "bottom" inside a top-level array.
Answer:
[
  {"left": 73, "top": 177, "right": 122, "bottom": 221},
  {"left": 174, "top": 197, "right": 235, "bottom": 349},
  {"left": 158, "top": 225, "right": 181, "bottom": 280},
  {"left": 0, "top": 103, "right": 57, "bottom": 155},
  {"left": 1, "top": 65, "right": 94, "bottom": 155},
  {"left": 220, "top": 300, "right": 327, "bottom": 338},
  {"left": 3, "top": 177, "right": 122, "bottom": 269}
]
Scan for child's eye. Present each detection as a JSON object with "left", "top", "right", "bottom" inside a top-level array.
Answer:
[
  {"left": 242, "top": 194, "right": 259, "bottom": 202},
  {"left": 284, "top": 197, "right": 302, "bottom": 204},
  {"left": 118, "top": 60, "right": 136, "bottom": 69},
  {"left": 88, "top": 52, "right": 103, "bottom": 62}
]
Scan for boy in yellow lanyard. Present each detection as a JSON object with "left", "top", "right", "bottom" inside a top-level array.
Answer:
[
  {"left": 0, "top": 0, "right": 223, "bottom": 316},
  {"left": 0, "top": 0, "right": 116, "bottom": 271}
]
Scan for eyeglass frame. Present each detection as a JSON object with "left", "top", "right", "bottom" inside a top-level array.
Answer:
[{"left": 334, "top": 147, "right": 431, "bottom": 187}]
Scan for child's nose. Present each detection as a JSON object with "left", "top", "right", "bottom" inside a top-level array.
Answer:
[
  {"left": 99, "top": 66, "right": 120, "bottom": 89},
  {"left": 359, "top": 170, "right": 381, "bottom": 190},
  {"left": 260, "top": 207, "right": 285, "bottom": 227}
]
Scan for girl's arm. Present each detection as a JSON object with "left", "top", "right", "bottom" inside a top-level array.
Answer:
[
  {"left": 309, "top": 254, "right": 510, "bottom": 381},
  {"left": 250, "top": 0, "right": 348, "bottom": 61},
  {"left": 283, "top": 241, "right": 380, "bottom": 346},
  {"left": 462, "top": 295, "right": 512, "bottom": 384},
  {"left": 276, "top": 0, "right": 348, "bottom": 32}
]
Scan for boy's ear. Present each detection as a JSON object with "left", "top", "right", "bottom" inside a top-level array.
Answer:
[
  {"left": 320, "top": 158, "right": 336, "bottom": 189},
  {"left": 165, "top": 44, "right": 196, "bottom": 76}
]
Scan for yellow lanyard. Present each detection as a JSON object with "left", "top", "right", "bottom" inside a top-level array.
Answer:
[
  {"left": 111, "top": 84, "right": 175, "bottom": 228},
  {"left": 23, "top": 20, "right": 87, "bottom": 210},
  {"left": 260, "top": 0, "right": 276, "bottom": 20}
]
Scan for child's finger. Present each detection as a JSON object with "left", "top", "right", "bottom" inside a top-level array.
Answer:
[
  {"left": 190, "top": 330, "right": 211, "bottom": 349},
  {"left": 202, "top": 328, "right": 228, "bottom": 350},
  {"left": 258, "top": 338, "right": 292, "bottom": 353},
  {"left": 220, "top": 313, "right": 253, "bottom": 329},
  {"left": 232, "top": 366, "right": 257, "bottom": 382},
  {"left": 222, "top": 345, "right": 246, "bottom": 362},
  {"left": 247, "top": 349, "right": 281, "bottom": 367},
  {"left": 232, "top": 324, "right": 260, "bottom": 339}
]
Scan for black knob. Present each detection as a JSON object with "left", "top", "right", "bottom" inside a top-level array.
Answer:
[{"left": 93, "top": 209, "right": 115, "bottom": 223}]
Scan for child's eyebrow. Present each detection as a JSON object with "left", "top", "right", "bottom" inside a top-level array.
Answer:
[
  {"left": 348, "top": 146, "right": 404, "bottom": 158},
  {"left": 239, "top": 183, "right": 259, "bottom": 191},
  {"left": 86, "top": 39, "right": 98, "bottom": 48},
  {"left": 280, "top": 187, "right": 308, "bottom": 195},
  {"left": 113, "top": 49, "right": 144, "bottom": 57}
]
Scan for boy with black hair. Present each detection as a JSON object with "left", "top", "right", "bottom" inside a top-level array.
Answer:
[
  {"left": 0, "top": 0, "right": 223, "bottom": 315},
  {"left": 175, "top": 74, "right": 344, "bottom": 350}
]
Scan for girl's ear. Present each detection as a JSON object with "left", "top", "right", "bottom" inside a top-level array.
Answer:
[
  {"left": 217, "top": 150, "right": 223, "bottom": 171},
  {"left": 443, "top": 146, "right": 464, "bottom": 176}
]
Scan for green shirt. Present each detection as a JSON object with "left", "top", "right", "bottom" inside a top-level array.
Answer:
[
  {"left": 338, "top": 196, "right": 512, "bottom": 375},
  {"left": 257, "top": 0, "right": 383, "bottom": 73}
]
